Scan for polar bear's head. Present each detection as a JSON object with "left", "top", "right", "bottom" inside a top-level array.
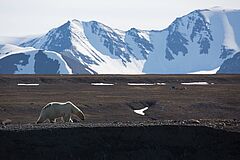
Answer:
[{"left": 67, "top": 101, "right": 85, "bottom": 120}]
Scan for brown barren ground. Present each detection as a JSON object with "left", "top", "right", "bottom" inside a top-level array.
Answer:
[{"left": 0, "top": 74, "right": 239, "bottom": 125}]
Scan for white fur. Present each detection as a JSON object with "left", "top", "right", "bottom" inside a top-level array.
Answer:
[{"left": 36, "top": 101, "right": 85, "bottom": 123}]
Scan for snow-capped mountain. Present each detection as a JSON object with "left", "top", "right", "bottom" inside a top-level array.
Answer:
[
  {"left": 144, "top": 7, "right": 240, "bottom": 73},
  {"left": 20, "top": 20, "right": 151, "bottom": 74},
  {"left": 0, "top": 44, "right": 72, "bottom": 74},
  {"left": 1, "top": 7, "right": 239, "bottom": 74}
]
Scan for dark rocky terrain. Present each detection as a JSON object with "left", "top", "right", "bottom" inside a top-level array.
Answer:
[
  {"left": 0, "top": 121, "right": 239, "bottom": 160},
  {"left": 218, "top": 52, "right": 240, "bottom": 74},
  {"left": 0, "top": 74, "right": 240, "bottom": 159}
]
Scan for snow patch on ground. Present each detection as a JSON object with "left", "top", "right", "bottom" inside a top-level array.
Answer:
[
  {"left": 133, "top": 107, "right": 149, "bottom": 116},
  {"left": 156, "top": 83, "right": 166, "bottom": 85},
  {"left": 91, "top": 83, "right": 114, "bottom": 86},
  {"left": 17, "top": 83, "right": 39, "bottom": 86},
  {"left": 128, "top": 83, "right": 166, "bottom": 86},
  {"left": 128, "top": 83, "right": 155, "bottom": 86},
  {"left": 181, "top": 82, "right": 209, "bottom": 85}
]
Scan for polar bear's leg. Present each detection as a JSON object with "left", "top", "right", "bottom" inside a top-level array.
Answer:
[
  {"left": 63, "top": 115, "right": 71, "bottom": 122},
  {"left": 69, "top": 117, "right": 73, "bottom": 123},
  {"left": 49, "top": 118, "right": 56, "bottom": 123}
]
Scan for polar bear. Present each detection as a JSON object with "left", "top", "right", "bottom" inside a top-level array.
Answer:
[{"left": 36, "top": 101, "right": 85, "bottom": 124}]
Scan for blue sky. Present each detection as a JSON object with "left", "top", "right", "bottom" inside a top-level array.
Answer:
[{"left": 1, "top": 0, "right": 239, "bottom": 36}]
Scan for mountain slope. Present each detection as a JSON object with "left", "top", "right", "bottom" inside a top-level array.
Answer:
[
  {"left": 0, "top": 44, "right": 72, "bottom": 74},
  {"left": 217, "top": 52, "right": 240, "bottom": 74},
  {"left": 21, "top": 20, "right": 151, "bottom": 74},
  {"left": 144, "top": 8, "right": 240, "bottom": 73},
  {"left": 1, "top": 7, "right": 239, "bottom": 74},
  {"left": 0, "top": 44, "right": 36, "bottom": 57}
]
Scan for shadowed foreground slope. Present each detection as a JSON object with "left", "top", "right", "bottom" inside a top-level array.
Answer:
[{"left": 0, "top": 123, "right": 239, "bottom": 160}]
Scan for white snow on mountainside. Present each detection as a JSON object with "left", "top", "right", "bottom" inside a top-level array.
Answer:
[
  {"left": 0, "top": 44, "right": 72, "bottom": 74},
  {"left": 20, "top": 20, "right": 149, "bottom": 74},
  {"left": 188, "top": 67, "right": 220, "bottom": 74},
  {"left": 0, "top": 44, "right": 36, "bottom": 58},
  {"left": 144, "top": 8, "right": 240, "bottom": 74},
  {"left": 0, "top": 8, "right": 240, "bottom": 74}
]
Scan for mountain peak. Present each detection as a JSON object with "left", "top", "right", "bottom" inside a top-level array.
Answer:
[
  {"left": 210, "top": 6, "right": 224, "bottom": 10},
  {"left": 11, "top": 8, "right": 240, "bottom": 74},
  {"left": 68, "top": 19, "right": 84, "bottom": 27}
]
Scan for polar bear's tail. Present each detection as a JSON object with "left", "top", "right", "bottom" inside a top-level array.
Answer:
[{"left": 68, "top": 101, "right": 85, "bottom": 120}]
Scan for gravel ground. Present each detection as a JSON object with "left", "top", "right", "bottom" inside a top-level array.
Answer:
[
  {"left": 0, "top": 119, "right": 240, "bottom": 160},
  {"left": 1, "top": 119, "right": 239, "bottom": 132}
]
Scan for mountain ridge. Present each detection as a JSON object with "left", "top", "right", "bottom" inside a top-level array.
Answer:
[{"left": 0, "top": 8, "right": 240, "bottom": 74}]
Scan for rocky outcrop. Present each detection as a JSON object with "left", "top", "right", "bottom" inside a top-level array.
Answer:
[{"left": 217, "top": 52, "right": 240, "bottom": 74}]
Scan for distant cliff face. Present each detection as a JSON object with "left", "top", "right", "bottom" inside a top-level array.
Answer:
[
  {"left": 1, "top": 8, "right": 240, "bottom": 74},
  {"left": 217, "top": 52, "right": 240, "bottom": 74}
]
